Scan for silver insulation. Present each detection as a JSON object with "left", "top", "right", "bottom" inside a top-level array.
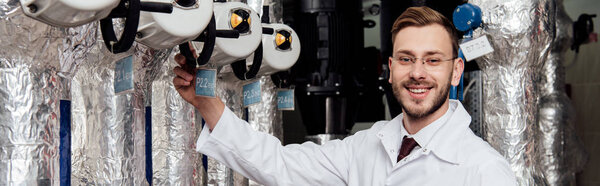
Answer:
[
  {"left": 147, "top": 46, "right": 206, "bottom": 185},
  {"left": 468, "top": 0, "right": 554, "bottom": 184},
  {"left": 0, "top": 0, "right": 95, "bottom": 184},
  {"left": 248, "top": 76, "right": 283, "bottom": 141},
  {"left": 70, "top": 23, "right": 169, "bottom": 185},
  {"left": 534, "top": 1, "right": 587, "bottom": 185},
  {"left": 205, "top": 156, "right": 235, "bottom": 186},
  {"left": 246, "top": 0, "right": 264, "bottom": 16}
]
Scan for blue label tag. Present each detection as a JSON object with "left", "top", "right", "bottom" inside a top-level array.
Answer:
[
  {"left": 243, "top": 81, "right": 261, "bottom": 107},
  {"left": 195, "top": 69, "right": 217, "bottom": 97},
  {"left": 114, "top": 55, "right": 134, "bottom": 94},
  {"left": 277, "top": 89, "right": 294, "bottom": 110}
]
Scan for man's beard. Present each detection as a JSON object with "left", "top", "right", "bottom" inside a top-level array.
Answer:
[{"left": 392, "top": 76, "right": 451, "bottom": 119}]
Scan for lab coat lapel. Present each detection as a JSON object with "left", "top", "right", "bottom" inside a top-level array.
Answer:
[{"left": 377, "top": 114, "right": 404, "bottom": 165}]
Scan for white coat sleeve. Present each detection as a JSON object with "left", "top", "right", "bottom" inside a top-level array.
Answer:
[{"left": 196, "top": 107, "right": 352, "bottom": 186}]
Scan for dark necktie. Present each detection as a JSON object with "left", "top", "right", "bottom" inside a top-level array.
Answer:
[{"left": 397, "top": 136, "right": 419, "bottom": 162}]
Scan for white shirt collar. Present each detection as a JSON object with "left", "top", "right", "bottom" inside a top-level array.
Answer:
[
  {"left": 400, "top": 101, "right": 456, "bottom": 150},
  {"left": 381, "top": 100, "right": 471, "bottom": 164}
]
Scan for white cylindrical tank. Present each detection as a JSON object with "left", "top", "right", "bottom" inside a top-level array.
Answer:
[
  {"left": 255, "top": 23, "right": 300, "bottom": 76},
  {"left": 136, "top": 0, "right": 213, "bottom": 49},
  {"left": 194, "top": 2, "right": 262, "bottom": 67},
  {"left": 20, "top": 0, "right": 119, "bottom": 27}
]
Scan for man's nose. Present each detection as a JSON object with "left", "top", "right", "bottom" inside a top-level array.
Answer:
[{"left": 409, "top": 61, "right": 427, "bottom": 80}]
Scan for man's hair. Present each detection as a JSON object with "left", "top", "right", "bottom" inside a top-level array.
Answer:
[{"left": 391, "top": 6, "right": 459, "bottom": 57}]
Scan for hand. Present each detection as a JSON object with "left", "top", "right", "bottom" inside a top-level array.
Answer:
[
  {"left": 172, "top": 45, "right": 225, "bottom": 130},
  {"left": 172, "top": 53, "right": 198, "bottom": 105}
]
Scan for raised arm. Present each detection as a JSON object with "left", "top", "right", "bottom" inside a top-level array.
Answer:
[{"left": 171, "top": 52, "right": 351, "bottom": 185}]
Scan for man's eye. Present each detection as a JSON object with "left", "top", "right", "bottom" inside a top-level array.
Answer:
[
  {"left": 399, "top": 57, "right": 412, "bottom": 62},
  {"left": 426, "top": 58, "right": 441, "bottom": 63}
]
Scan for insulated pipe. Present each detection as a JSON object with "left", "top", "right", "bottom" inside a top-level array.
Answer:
[
  {"left": 468, "top": 0, "right": 555, "bottom": 184},
  {"left": 247, "top": 76, "right": 284, "bottom": 142},
  {"left": 0, "top": 2, "right": 97, "bottom": 184},
  {"left": 70, "top": 36, "right": 169, "bottom": 185},
  {"left": 534, "top": 1, "right": 588, "bottom": 185},
  {"left": 145, "top": 46, "right": 204, "bottom": 185}
]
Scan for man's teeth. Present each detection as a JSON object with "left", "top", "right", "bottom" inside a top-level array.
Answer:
[{"left": 409, "top": 88, "right": 428, "bottom": 93}]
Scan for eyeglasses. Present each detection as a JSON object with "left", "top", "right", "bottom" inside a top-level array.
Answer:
[{"left": 392, "top": 56, "right": 456, "bottom": 71}]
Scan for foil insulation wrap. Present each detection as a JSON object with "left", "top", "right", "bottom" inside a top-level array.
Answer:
[
  {"left": 205, "top": 155, "right": 234, "bottom": 186},
  {"left": 248, "top": 76, "right": 283, "bottom": 141},
  {"left": 0, "top": 1, "right": 96, "bottom": 184},
  {"left": 70, "top": 36, "right": 169, "bottom": 185},
  {"left": 468, "top": 0, "right": 555, "bottom": 185},
  {"left": 535, "top": 1, "right": 587, "bottom": 185},
  {"left": 59, "top": 23, "right": 99, "bottom": 100},
  {"left": 147, "top": 46, "right": 205, "bottom": 185}
]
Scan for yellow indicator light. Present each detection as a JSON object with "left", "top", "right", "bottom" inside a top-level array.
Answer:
[
  {"left": 276, "top": 33, "right": 286, "bottom": 46},
  {"left": 275, "top": 30, "right": 292, "bottom": 50},
  {"left": 231, "top": 13, "right": 243, "bottom": 29}
]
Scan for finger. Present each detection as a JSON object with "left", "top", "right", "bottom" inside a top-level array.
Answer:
[
  {"left": 173, "top": 77, "right": 191, "bottom": 86},
  {"left": 173, "top": 67, "right": 194, "bottom": 81},
  {"left": 174, "top": 53, "right": 186, "bottom": 66}
]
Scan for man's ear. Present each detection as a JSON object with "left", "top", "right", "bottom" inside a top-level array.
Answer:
[
  {"left": 451, "top": 58, "right": 464, "bottom": 86},
  {"left": 388, "top": 57, "right": 394, "bottom": 84}
]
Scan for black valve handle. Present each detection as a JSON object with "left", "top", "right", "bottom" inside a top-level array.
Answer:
[
  {"left": 100, "top": 0, "right": 141, "bottom": 54},
  {"left": 193, "top": 30, "right": 238, "bottom": 42},
  {"left": 179, "top": 14, "right": 217, "bottom": 68},
  {"left": 215, "top": 30, "right": 240, "bottom": 38},
  {"left": 140, "top": 2, "right": 173, "bottom": 13},
  {"left": 100, "top": 0, "right": 173, "bottom": 54},
  {"left": 231, "top": 42, "right": 263, "bottom": 80}
]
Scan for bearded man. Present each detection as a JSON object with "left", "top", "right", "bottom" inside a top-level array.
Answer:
[{"left": 172, "top": 6, "right": 517, "bottom": 186}]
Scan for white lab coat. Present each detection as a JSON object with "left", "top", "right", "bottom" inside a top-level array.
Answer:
[{"left": 196, "top": 100, "right": 517, "bottom": 186}]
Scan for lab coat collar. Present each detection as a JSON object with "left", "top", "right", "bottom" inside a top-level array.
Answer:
[
  {"left": 378, "top": 100, "right": 471, "bottom": 165},
  {"left": 409, "top": 104, "right": 454, "bottom": 154},
  {"left": 426, "top": 100, "right": 472, "bottom": 164}
]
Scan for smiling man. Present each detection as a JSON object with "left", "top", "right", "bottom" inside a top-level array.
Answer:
[{"left": 172, "top": 6, "right": 516, "bottom": 186}]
